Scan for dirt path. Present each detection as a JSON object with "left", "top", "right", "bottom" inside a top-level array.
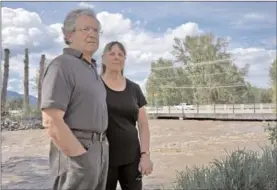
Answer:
[{"left": 2, "top": 120, "right": 269, "bottom": 189}]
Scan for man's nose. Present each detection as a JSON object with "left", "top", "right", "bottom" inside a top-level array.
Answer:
[{"left": 87, "top": 32, "right": 96, "bottom": 38}]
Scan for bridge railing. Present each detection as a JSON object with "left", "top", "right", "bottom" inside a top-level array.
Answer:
[{"left": 145, "top": 103, "right": 276, "bottom": 114}]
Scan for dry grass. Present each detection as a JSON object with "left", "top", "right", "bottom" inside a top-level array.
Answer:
[{"left": 2, "top": 119, "right": 270, "bottom": 189}]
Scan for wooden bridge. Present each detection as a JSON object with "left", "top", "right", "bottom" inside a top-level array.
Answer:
[{"left": 146, "top": 103, "right": 276, "bottom": 121}]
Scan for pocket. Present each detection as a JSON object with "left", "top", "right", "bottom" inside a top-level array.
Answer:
[
  {"left": 68, "top": 139, "right": 92, "bottom": 170},
  {"left": 69, "top": 151, "right": 89, "bottom": 169}
]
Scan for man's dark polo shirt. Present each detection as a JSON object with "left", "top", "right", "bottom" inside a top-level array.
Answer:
[{"left": 41, "top": 48, "right": 108, "bottom": 134}]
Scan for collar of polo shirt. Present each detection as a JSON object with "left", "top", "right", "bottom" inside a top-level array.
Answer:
[{"left": 63, "top": 48, "right": 97, "bottom": 66}]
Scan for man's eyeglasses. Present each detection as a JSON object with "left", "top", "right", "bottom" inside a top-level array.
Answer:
[{"left": 73, "top": 27, "right": 103, "bottom": 35}]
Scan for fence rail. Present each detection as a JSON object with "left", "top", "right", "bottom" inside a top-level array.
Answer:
[{"left": 146, "top": 103, "right": 276, "bottom": 121}]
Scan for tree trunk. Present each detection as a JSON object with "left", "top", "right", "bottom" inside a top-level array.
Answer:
[
  {"left": 1, "top": 48, "right": 10, "bottom": 112},
  {"left": 37, "top": 54, "right": 45, "bottom": 110},
  {"left": 24, "top": 48, "right": 29, "bottom": 112}
]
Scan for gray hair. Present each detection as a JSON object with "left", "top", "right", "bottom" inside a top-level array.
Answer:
[{"left": 62, "top": 8, "right": 101, "bottom": 45}]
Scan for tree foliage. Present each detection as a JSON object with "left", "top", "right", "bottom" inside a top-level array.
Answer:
[
  {"left": 269, "top": 59, "right": 276, "bottom": 104},
  {"left": 7, "top": 98, "right": 24, "bottom": 110},
  {"left": 146, "top": 33, "right": 272, "bottom": 106}
]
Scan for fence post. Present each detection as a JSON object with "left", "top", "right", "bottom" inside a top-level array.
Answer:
[
  {"left": 213, "top": 103, "right": 216, "bottom": 114},
  {"left": 254, "top": 103, "right": 256, "bottom": 113}
]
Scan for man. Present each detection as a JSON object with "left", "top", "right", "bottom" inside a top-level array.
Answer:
[{"left": 41, "top": 8, "right": 108, "bottom": 190}]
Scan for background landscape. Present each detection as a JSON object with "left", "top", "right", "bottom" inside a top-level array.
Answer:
[
  {"left": 2, "top": 2, "right": 276, "bottom": 99},
  {"left": 1, "top": 2, "right": 277, "bottom": 190}
]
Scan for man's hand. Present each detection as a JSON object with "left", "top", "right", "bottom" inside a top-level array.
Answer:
[
  {"left": 42, "top": 108, "right": 87, "bottom": 157},
  {"left": 138, "top": 155, "right": 153, "bottom": 176}
]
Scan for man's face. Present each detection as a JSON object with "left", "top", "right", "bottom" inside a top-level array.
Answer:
[{"left": 69, "top": 15, "right": 100, "bottom": 54}]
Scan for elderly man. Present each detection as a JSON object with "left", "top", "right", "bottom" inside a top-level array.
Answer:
[{"left": 41, "top": 8, "right": 108, "bottom": 190}]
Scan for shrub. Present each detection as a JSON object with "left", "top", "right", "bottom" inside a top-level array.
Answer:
[
  {"left": 173, "top": 147, "right": 276, "bottom": 190},
  {"left": 265, "top": 122, "right": 277, "bottom": 146}
]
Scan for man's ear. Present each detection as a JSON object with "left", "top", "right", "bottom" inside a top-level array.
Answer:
[{"left": 62, "top": 27, "right": 73, "bottom": 43}]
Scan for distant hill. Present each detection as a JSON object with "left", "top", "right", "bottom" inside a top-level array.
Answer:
[{"left": 6, "top": 90, "right": 38, "bottom": 105}]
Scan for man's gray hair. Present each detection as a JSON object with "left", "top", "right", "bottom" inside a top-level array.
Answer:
[{"left": 62, "top": 8, "right": 101, "bottom": 45}]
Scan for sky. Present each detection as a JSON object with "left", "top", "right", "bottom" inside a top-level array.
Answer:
[{"left": 2, "top": 1, "right": 277, "bottom": 97}]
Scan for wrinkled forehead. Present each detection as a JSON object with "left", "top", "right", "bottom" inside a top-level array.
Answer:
[{"left": 75, "top": 15, "right": 100, "bottom": 29}]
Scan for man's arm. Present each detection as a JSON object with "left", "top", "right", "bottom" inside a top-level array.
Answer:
[
  {"left": 42, "top": 108, "right": 86, "bottom": 156},
  {"left": 41, "top": 60, "right": 86, "bottom": 157}
]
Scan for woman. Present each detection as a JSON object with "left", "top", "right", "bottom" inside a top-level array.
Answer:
[{"left": 101, "top": 41, "right": 153, "bottom": 190}]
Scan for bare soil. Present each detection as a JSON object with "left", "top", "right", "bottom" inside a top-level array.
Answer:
[{"left": 1, "top": 120, "right": 269, "bottom": 189}]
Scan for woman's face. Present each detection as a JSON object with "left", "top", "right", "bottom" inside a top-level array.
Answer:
[{"left": 103, "top": 44, "right": 126, "bottom": 73}]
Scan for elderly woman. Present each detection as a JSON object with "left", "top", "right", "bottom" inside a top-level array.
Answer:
[{"left": 100, "top": 41, "right": 153, "bottom": 190}]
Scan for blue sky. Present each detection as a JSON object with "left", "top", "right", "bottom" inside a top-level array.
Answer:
[{"left": 2, "top": 1, "right": 276, "bottom": 96}]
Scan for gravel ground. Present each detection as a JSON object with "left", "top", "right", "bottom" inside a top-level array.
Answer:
[{"left": 1, "top": 120, "right": 269, "bottom": 189}]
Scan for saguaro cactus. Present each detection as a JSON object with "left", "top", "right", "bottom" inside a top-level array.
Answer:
[
  {"left": 1, "top": 48, "right": 10, "bottom": 112},
  {"left": 24, "top": 48, "right": 29, "bottom": 112},
  {"left": 37, "top": 54, "right": 45, "bottom": 110}
]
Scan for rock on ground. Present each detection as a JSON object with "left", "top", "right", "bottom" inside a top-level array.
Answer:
[{"left": 1, "top": 116, "right": 43, "bottom": 131}]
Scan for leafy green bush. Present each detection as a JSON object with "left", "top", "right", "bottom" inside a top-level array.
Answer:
[{"left": 173, "top": 147, "right": 276, "bottom": 190}]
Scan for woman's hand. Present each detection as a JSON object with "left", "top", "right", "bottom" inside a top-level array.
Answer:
[{"left": 138, "top": 155, "right": 153, "bottom": 176}]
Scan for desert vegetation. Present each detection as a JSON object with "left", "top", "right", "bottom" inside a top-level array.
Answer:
[
  {"left": 1, "top": 47, "right": 48, "bottom": 131},
  {"left": 173, "top": 146, "right": 276, "bottom": 190}
]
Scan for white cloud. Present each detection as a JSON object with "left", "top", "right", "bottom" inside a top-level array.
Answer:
[
  {"left": 230, "top": 48, "right": 276, "bottom": 87},
  {"left": 2, "top": 7, "right": 63, "bottom": 53},
  {"left": 243, "top": 13, "right": 266, "bottom": 21},
  {"left": 78, "top": 2, "right": 94, "bottom": 9},
  {"left": 230, "top": 12, "right": 273, "bottom": 30},
  {"left": 97, "top": 12, "right": 132, "bottom": 36},
  {"left": 260, "top": 37, "right": 277, "bottom": 48},
  {"left": 1, "top": 6, "right": 276, "bottom": 97}
]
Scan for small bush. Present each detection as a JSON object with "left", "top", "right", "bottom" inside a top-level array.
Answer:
[
  {"left": 265, "top": 122, "right": 277, "bottom": 146},
  {"left": 173, "top": 147, "right": 277, "bottom": 190}
]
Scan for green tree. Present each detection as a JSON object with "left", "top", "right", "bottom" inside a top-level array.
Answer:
[
  {"left": 269, "top": 59, "right": 276, "bottom": 104},
  {"left": 146, "top": 33, "right": 271, "bottom": 106},
  {"left": 146, "top": 58, "right": 183, "bottom": 106},
  {"left": 171, "top": 33, "right": 249, "bottom": 104}
]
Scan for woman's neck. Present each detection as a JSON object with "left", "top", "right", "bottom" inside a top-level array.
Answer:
[{"left": 102, "top": 71, "right": 123, "bottom": 81}]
